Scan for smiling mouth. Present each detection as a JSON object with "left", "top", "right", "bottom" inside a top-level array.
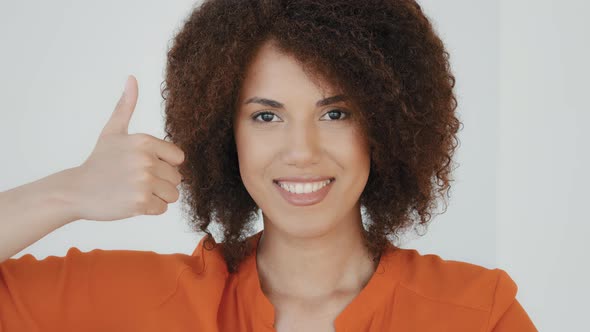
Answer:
[
  {"left": 273, "top": 178, "right": 334, "bottom": 191},
  {"left": 272, "top": 178, "right": 335, "bottom": 184},
  {"left": 272, "top": 178, "right": 335, "bottom": 206}
]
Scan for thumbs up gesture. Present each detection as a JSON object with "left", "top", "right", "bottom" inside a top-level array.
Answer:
[{"left": 70, "top": 75, "right": 185, "bottom": 222}]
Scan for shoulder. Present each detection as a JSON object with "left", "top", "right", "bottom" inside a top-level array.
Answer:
[
  {"left": 5, "top": 240, "right": 222, "bottom": 311},
  {"left": 3, "top": 246, "right": 196, "bottom": 289},
  {"left": 58, "top": 246, "right": 204, "bottom": 310},
  {"left": 84, "top": 234, "right": 231, "bottom": 303},
  {"left": 1, "top": 238, "right": 231, "bottom": 328},
  {"left": 1, "top": 244, "right": 212, "bottom": 321},
  {"left": 390, "top": 247, "right": 519, "bottom": 326}
]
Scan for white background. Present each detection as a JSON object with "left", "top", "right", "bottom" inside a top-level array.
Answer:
[{"left": 1, "top": 1, "right": 588, "bottom": 330}]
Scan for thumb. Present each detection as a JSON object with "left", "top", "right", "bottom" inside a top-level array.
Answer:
[{"left": 100, "top": 75, "right": 138, "bottom": 137}]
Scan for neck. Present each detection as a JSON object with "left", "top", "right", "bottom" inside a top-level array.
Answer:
[{"left": 255, "top": 210, "right": 377, "bottom": 301}]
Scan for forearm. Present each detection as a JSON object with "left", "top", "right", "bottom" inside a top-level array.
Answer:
[{"left": 0, "top": 167, "right": 81, "bottom": 263}]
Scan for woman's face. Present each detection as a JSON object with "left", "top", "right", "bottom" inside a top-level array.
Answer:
[{"left": 233, "top": 41, "right": 371, "bottom": 237}]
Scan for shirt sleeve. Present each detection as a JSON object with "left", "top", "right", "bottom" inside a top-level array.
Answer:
[
  {"left": 0, "top": 247, "right": 184, "bottom": 331},
  {"left": 487, "top": 269, "right": 538, "bottom": 332}
]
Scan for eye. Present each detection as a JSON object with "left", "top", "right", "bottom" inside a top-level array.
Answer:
[
  {"left": 320, "top": 109, "right": 350, "bottom": 121},
  {"left": 251, "top": 109, "right": 350, "bottom": 123},
  {"left": 252, "top": 111, "right": 281, "bottom": 123}
]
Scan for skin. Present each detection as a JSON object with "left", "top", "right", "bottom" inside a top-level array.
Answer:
[{"left": 233, "top": 40, "right": 376, "bottom": 330}]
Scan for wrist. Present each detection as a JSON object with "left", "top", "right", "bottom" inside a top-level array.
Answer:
[{"left": 47, "top": 166, "right": 83, "bottom": 224}]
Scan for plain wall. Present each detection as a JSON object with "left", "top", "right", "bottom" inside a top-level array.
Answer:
[
  {"left": 1, "top": 1, "right": 587, "bottom": 330},
  {"left": 497, "top": 0, "right": 589, "bottom": 330}
]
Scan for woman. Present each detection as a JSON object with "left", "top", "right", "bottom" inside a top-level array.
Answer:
[{"left": 0, "top": 0, "right": 537, "bottom": 331}]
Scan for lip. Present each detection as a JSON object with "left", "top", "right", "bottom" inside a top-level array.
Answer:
[
  {"left": 273, "top": 175, "right": 335, "bottom": 183},
  {"left": 273, "top": 178, "right": 335, "bottom": 207}
]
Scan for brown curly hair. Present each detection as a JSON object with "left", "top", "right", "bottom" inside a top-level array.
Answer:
[{"left": 161, "top": 0, "right": 462, "bottom": 274}]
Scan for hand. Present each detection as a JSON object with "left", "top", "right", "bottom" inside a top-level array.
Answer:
[{"left": 70, "top": 75, "right": 185, "bottom": 221}]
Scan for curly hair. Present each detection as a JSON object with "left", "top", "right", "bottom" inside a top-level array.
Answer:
[{"left": 161, "top": 0, "right": 462, "bottom": 274}]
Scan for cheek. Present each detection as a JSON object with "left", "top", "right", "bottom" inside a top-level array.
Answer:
[
  {"left": 235, "top": 129, "right": 272, "bottom": 185},
  {"left": 334, "top": 128, "right": 371, "bottom": 170},
  {"left": 335, "top": 131, "right": 371, "bottom": 206}
]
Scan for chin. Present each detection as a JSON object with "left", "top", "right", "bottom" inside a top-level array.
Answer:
[{"left": 265, "top": 214, "right": 338, "bottom": 239}]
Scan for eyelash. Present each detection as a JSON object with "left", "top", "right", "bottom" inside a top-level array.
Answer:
[{"left": 251, "top": 109, "right": 350, "bottom": 123}]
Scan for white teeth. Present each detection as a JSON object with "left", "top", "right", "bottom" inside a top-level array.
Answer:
[{"left": 277, "top": 179, "right": 332, "bottom": 194}]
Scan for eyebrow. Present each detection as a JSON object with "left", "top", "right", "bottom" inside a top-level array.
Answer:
[{"left": 243, "top": 94, "right": 348, "bottom": 109}]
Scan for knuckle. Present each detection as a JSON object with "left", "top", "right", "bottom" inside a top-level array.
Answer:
[
  {"left": 138, "top": 191, "right": 152, "bottom": 205},
  {"left": 137, "top": 170, "right": 153, "bottom": 184},
  {"left": 147, "top": 205, "right": 158, "bottom": 215},
  {"left": 132, "top": 133, "right": 152, "bottom": 147},
  {"left": 133, "top": 154, "right": 154, "bottom": 168},
  {"left": 133, "top": 194, "right": 151, "bottom": 214},
  {"left": 152, "top": 202, "right": 166, "bottom": 215}
]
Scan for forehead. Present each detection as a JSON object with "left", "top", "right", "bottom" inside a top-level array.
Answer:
[{"left": 238, "top": 42, "right": 338, "bottom": 102}]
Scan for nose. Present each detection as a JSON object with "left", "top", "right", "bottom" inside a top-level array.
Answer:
[{"left": 281, "top": 121, "right": 321, "bottom": 168}]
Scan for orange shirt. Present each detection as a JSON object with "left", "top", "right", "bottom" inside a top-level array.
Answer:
[{"left": 0, "top": 230, "right": 537, "bottom": 331}]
